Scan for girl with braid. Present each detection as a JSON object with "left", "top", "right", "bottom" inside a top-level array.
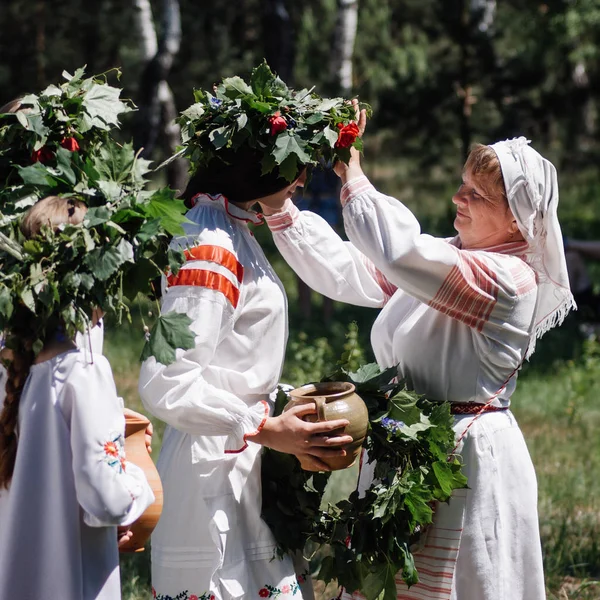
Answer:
[{"left": 0, "top": 197, "right": 155, "bottom": 600}]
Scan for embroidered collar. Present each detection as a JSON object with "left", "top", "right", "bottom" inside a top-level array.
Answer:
[{"left": 190, "top": 192, "right": 264, "bottom": 225}]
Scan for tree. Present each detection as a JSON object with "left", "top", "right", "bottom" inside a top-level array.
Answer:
[{"left": 132, "top": 0, "right": 187, "bottom": 192}]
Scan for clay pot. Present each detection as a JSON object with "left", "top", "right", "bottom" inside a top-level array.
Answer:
[
  {"left": 118, "top": 413, "right": 163, "bottom": 553},
  {"left": 286, "top": 381, "right": 369, "bottom": 471}
]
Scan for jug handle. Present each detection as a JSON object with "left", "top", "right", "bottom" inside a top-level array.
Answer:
[{"left": 313, "top": 396, "right": 327, "bottom": 422}]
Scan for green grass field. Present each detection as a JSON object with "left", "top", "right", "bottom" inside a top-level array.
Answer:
[{"left": 111, "top": 169, "right": 600, "bottom": 599}]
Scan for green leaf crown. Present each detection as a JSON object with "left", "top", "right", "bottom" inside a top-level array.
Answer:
[
  {"left": 177, "top": 61, "right": 369, "bottom": 182},
  {"left": 0, "top": 68, "right": 188, "bottom": 354}
]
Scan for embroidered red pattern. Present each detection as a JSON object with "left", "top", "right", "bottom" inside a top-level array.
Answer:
[{"left": 429, "top": 249, "right": 499, "bottom": 332}]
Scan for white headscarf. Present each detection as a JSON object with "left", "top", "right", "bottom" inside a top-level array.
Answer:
[{"left": 490, "top": 137, "right": 576, "bottom": 358}]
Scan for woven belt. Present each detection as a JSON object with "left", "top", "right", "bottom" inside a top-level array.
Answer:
[{"left": 449, "top": 402, "right": 509, "bottom": 415}]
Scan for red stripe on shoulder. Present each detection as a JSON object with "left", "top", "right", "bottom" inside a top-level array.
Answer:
[
  {"left": 183, "top": 245, "right": 244, "bottom": 283},
  {"left": 166, "top": 269, "right": 240, "bottom": 308}
]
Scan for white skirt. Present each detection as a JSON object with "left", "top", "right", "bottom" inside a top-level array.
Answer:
[{"left": 342, "top": 410, "right": 546, "bottom": 600}]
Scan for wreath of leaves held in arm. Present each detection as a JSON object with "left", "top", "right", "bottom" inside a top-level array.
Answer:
[{"left": 261, "top": 364, "right": 468, "bottom": 600}]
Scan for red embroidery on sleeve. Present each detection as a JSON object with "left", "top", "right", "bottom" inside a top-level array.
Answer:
[{"left": 429, "top": 251, "right": 499, "bottom": 332}]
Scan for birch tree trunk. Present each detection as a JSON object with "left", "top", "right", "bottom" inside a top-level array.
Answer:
[
  {"left": 330, "top": 0, "right": 359, "bottom": 96},
  {"left": 132, "top": 0, "right": 187, "bottom": 192}
]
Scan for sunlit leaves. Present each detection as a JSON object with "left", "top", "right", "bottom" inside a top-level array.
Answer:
[
  {"left": 140, "top": 312, "right": 196, "bottom": 366},
  {"left": 262, "top": 363, "right": 468, "bottom": 600}
]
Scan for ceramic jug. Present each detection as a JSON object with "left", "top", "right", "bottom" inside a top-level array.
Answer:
[
  {"left": 286, "top": 381, "right": 368, "bottom": 471},
  {"left": 118, "top": 413, "right": 163, "bottom": 553}
]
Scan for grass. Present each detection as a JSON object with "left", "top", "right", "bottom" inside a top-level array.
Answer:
[{"left": 109, "top": 169, "right": 600, "bottom": 599}]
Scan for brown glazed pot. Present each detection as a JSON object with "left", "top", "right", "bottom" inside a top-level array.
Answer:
[
  {"left": 285, "top": 381, "right": 369, "bottom": 471},
  {"left": 118, "top": 413, "right": 163, "bottom": 553}
]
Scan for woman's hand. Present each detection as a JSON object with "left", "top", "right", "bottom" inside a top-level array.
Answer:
[
  {"left": 249, "top": 403, "right": 353, "bottom": 471},
  {"left": 123, "top": 408, "right": 153, "bottom": 454},
  {"left": 117, "top": 526, "right": 133, "bottom": 548},
  {"left": 334, "top": 99, "right": 368, "bottom": 184}
]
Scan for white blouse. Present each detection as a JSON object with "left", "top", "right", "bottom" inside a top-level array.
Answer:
[
  {"left": 0, "top": 351, "right": 154, "bottom": 600},
  {"left": 138, "top": 195, "right": 307, "bottom": 600},
  {"left": 266, "top": 176, "right": 539, "bottom": 405}
]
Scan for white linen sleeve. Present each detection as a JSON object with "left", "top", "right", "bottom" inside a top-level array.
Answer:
[
  {"left": 138, "top": 280, "right": 268, "bottom": 453},
  {"left": 65, "top": 356, "right": 155, "bottom": 527},
  {"left": 340, "top": 176, "right": 538, "bottom": 331},
  {"left": 265, "top": 200, "right": 389, "bottom": 307}
]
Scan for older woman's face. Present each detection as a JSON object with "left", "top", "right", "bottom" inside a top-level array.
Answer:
[{"left": 452, "top": 170, "right": 518, "bottom": 249}]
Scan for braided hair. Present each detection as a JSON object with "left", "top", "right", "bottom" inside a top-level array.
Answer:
[{"left": 0, "top": 318, "right": 35, "bottom": 489}]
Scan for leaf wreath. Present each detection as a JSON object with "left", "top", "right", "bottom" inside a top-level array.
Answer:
[
  {"left": 0, "top": 67, "right": 191, "bottom": 362},
  {"left": 176, "top": 61, "right": 371, "bottom": 182},
  {"left": 261, "top": 364, "right": 468, "bottom": 600}
]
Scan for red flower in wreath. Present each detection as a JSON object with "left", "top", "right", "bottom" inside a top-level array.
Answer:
[
  {"left": 259, "top": 588, "right": 270, "bottom": 598},
  {"left": 60, "top": 137, "right": 80, "bottom": 152},
  {"left": 335, "top": 122, "right": 360, "bottom": 148},
  {"left": 152, "top": 587, "right": 157, "bottom": 599},
  {"left": 31, "top": 146, "right": 54, "bottom": 164},
  {"left": 268, "top": 111, "right": 287, "bottom": 136},
  {"left": 190, "top": 595, "right": 198, "bottom": 600}
]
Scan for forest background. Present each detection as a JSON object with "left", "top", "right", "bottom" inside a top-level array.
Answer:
[{"left": 2, "top": 1, "right": 600, "bottom": 599}]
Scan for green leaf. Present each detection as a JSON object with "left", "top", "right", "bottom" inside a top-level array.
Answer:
[
  {"left": 273, "top": 133, "right": 311, "bottom": 166},
  {"left": 84, "top": 206, "right": 112, "bottom": 227},
  {"left": 91, "top": 140, "right": 137, "bottom": 185},
  {"left": 82, "top": 83, "right": 131, "bottom": 130},
  {"left": 20, "top": 288, "right": 36, "bottom": 313},
  {"left": 143, "top": 189, "right": 188, "bottom": 236},
  {"left": 278, "top": 153, "right": 299, "bottom": 182},
  {"left": 360, "top": 560, "right": 398, "bottom": 600},
  {"left": 181, "top": 103, "right": 205, "bottom": 120},
  {"left": 17, "top": 163, "right": 57, "bottom": 187},
  {"left": 236, "top": 113, "right": 248, "bottom": 131},
  {"left": 261, "top": 153, "right": 277, "bottom": 176},
  {"left": 83, "top": 238, "right": 134, "bottom": 281},
  {"left": 221, "top": 76, "right": 253, "bottom": 99},
  {"left": 315, "top": 98, "right": 343, "bottom": 112},
  {"left": 52, "top": 147, "right": 77, "bottom": 185},
  {"left": 0, "top": 286, "right": 14, "bottom": 320},
  {"left": 140, "top": 312, "right": 196, "bottom": 365},
  {"left": 250, "top": 61, "right": 275, "bottom": 98},
  {"left": 323, "top": 127, "right": 340, "bottom": 148},
  {"left": 209, "top": 125, "right": 233, "bottom": 150}
]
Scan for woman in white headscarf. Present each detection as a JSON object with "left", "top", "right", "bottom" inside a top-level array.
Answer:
[{"left": 259, "top": 104, "right": 573, "bottom": 600}]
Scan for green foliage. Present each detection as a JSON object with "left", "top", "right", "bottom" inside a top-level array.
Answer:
[
  {"left": 177, "top": 61, "right": 370, "bottom": 182},
  {"left": 0, "top": 69, "right": 189, "bottom": 363},
  {"left": 261, "top": 363, "right": 467, "bottom": 599},
  {"left": 140, "top": 313, "right": 196, "bottom": 366}
]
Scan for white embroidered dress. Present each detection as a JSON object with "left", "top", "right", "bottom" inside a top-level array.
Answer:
[
  {"left": 265, "top": 176, "right": 546, "bottom": 600},
  {"left": 0, "top": 350, "right": 155, "bottom": 600},
  {"left": 139, "top": 194, "right": 309, "bottom": 600}
]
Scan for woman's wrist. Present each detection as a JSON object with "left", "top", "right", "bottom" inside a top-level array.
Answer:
[{"left": 339, "top": 164, "right": 365, "bottom": 186}]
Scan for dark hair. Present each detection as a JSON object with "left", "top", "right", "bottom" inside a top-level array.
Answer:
[{"left": 181, "top": 146, "right": 301, "bottom": 208}]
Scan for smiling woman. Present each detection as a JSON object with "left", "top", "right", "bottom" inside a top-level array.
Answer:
[
  {"left": 453, "top": 145, "right": 525, "bottom": 250},
  {"left": 263, "top": 123, "right": 575, "bottom": 600}
]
